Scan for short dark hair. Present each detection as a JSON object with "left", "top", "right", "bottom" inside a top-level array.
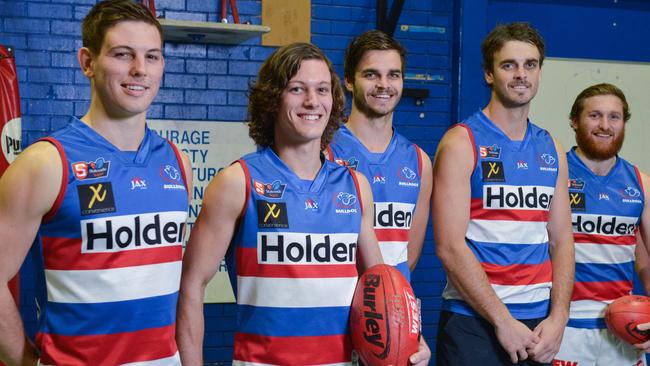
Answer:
[
  {"left": 344, "top": 29, "right": 406, "bottom": 82},
  {"left": 481, "top": 22, "right": 545, "bottom": 74},
  {"left": 570, "top": 83, "right": 631, "bottom": 123},
  {"left": 82, "top": 0, "right": 162, "bottom": 55},
  {"left": 248, "top": 43, "right": 346, "bottom": 150}
]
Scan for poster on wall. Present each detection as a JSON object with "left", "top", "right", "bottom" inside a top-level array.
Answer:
[{"left": 148, "top": 119, "right": 255, "bottom": 303}]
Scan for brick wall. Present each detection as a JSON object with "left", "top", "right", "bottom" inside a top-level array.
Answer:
[{"left": 1, "top": 0, "right": 452, "bottom": 363}]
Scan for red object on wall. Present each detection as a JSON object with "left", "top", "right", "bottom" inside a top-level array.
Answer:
[{"left": 0, "top": 44, "right": 23, "bottom": 309}]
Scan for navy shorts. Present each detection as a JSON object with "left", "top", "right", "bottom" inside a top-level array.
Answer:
[{"left": 436, "top": 311, "right": 551, "bottom": 366}]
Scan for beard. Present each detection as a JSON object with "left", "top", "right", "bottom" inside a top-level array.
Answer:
[
  {"left": 351, "top": 87, "right": 398, "bottom": 119},
  {"left": 575, "top": 124, "right": 625, "bottom": 161}
]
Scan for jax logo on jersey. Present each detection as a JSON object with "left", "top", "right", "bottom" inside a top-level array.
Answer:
[
  {"left": 257, "top": 232, "right": 358, "bottom": 264},
  {"left": 374, "top": 202, "right": 414, "bottom": 228},
  {"left": 160, "top": 164, "right": 185, "bottom": 190},
  {"left": 334, "top": 156, "right": 359, "bottom": 170},
  {"left": 568, "top": 178, "right": 585, "bottom": 191},
  {"left": 334, "top": 191, "right": 358, "bottom": 214},
  {"left": 516, "top": 160, "right": 528, "bottom": 170},
  {"left": 254, "top": 179, "right": 286, "bottom": 199},
  {"left": 599, "top": 192, "right": 610, "bottom": 201},
  {"left": 479, "top": 144, "right": 501, "bottom": 159},
  {"left": 305, "top": 198, "right": 319, "bottom": 210},
  {"left": 621, "top": 186, "right": 643, "bottom": 204},
  {"left": 372, "top": 174, "right": 386, "bottom": 184},
  {"left": 483, "top": 185, "right": 554, "bottom": 210},
  {"left": 72, "top": 157, "right": 110, "bottom": 180},
  {"left": 397, "top": 166, "right": 419, "bottom": 187},
  {"left": 80, "top": 211, "right": 187, "bottom": 252},
  {"left": 538, "top": 153, "right": 557, "bottom": 172},
  {"left": 572, "top": 213, "right": 637, "bottom": 236},
  {"left": 131, "top": 177, "right": 147, "bottom": 190}
]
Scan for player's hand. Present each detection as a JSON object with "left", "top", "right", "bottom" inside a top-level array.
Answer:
[
  {"left": 527, "top": 314, "right": 567, "bottom": 363},
  {"left": 494, "top": 316, "right": 540, "bottom": 363},
  {"left": 633, "top": 322, "right": 650, "bottom": 352},
  {"left": 408, "top": 337, "right": 431, "bottom": 366}
]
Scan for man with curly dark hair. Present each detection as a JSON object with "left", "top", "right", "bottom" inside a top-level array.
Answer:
[{"left": 177, "top": 42, "right": 430, "bottom": 365}]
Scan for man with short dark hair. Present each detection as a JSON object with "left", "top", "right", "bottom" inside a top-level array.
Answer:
[
  {"left": 0, "top": 1, "right": 191, "bottom": 364},
  {"left": 554, "top": 83, "right": 650, "bottom": 366},
  {"left": 327, "top": 29, "right": 433, "bottom": 281},
  {"left": 433, "top": 22, "right": 574, "bottom": 365}
]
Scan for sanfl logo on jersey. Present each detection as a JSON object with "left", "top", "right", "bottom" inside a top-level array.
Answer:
[
  {"left": 568, "top": 178, "right": 585, "bottom": 191},
  {"left": 254, "top": 179, "right": 286, "bottom": 199},
  {"left": 72, "top": 157, "right": 111, "bottom": 180},
  {"left": 479, "top": 144, "right": 501, "bottom": 159},
  {"left": 334, "top": 156, "right": 359, "bottom": 170}
]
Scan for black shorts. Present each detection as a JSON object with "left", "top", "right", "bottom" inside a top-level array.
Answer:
[{"left": 436, "top": 311, "right": 551, "bottom": 366}]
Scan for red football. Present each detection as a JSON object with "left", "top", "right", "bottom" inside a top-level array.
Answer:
[
  {"left": 605, "top": 295, "right": 650, "bottom": 344},
  {"left": 349, "top": 264, "right": 420, "bottom": 365}
]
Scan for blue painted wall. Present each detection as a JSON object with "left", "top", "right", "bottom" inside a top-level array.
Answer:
[{"left": 1, "top": 0, "right": 453, "bottom": 363}]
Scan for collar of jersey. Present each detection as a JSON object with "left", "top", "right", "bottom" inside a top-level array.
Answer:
[
  {"left": 262, "top": 147, "right": 329, "bottom": 194},
  {"left": 339, "top": 124, "right": 397, "bottom": 165},
  {"left": 477, "top": 110, "right": 532, "bottom": 152},
  {"left": 69, "top": 117, "right": 153, "bottom": 166},
  {"left": 568, "top": 146, "right": 621, "bottom": 185}
]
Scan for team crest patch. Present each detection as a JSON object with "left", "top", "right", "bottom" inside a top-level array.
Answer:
[
  {"left": 254, "top": 179, "right": 286, "bottom": 199},
  {"left": 569, "top": 192, "right": 586, "bottom": 212},
  {"left": 481, "top": 161, "right": 505, "bottom": 182},
  {"left": 72, "top": 157, "right": 110, "bottom": 180},
  {"left": 257, "top": 200, "right": 289, "bottom": 228},
  {"left": 334, "top": 156, "right": 359, "bottom": 170},
  {"left": 78, "top": 182, "right": 116, "bottom": 216},
  {"left": 160, "top": 164, "right": 185, "bottom": 190},
  {"left": 538, "top": 153, "right": 557, "bottom": 172},
  {"left": 397, "top": 166, "right": 419, "bottom": 187},
  {"left": 333, "top": 191, "right": 358, "bottom": 214},
  {"left": 621, "top": 186, "right": 643, "bottom": 204},
  {"left": 479, "top": 144, "right": 501, "bottom": 159}
]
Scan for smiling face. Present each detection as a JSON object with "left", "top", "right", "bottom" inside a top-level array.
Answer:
[
  {"left": 485, "top": 40, "right": 541, "bottom": 109},
  {"left": 346, "top": 49, "right": 403, "bottom": 119},
  {"left": 572, "top": 94, "right": 626, "bottom": 161},
  {"left": 274, "top": 59, "right": 333, "bottom": 147},
  {"left": 79, "top": 20, "right": 164, "bottom": 120}
]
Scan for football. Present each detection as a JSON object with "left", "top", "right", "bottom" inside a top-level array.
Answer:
[
  {"left": 349, "top": 264, "right": 420, "bottom": 365},
  {"left": 605, "top": 295, "right": 650, "bottom": 344}
]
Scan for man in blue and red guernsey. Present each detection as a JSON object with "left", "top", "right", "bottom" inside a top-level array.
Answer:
[
  {"left": 176, "top": 43, "right": 430, "bottom": 366},
  {"left": 554, "top": 83, "right": 650, "bottom": 365},
  {"left": 432, "top": 22, "right": 575, "bottom": 365},
  {"left": 327, "top": 30, "right": 433, "bottom": 282},
  {"left": 0, "top": 1, "right": 192, "bottom": 365}
]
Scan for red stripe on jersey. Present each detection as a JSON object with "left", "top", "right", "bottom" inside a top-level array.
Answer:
[
  {"left": 37, "top": 324, "right": 177, "bottom": 365},
  {"left": 42, "top": 236, "right": 182, "bottom": 270},
  {"left": 573, "top": 233, "right": 636, "bottom": 245},
  {"left": 470, "top": 199, "right": 549, "bottom": 222},
  {"left": 572, "top": 280, "right": 632, "bottom": 301},
  {"left": 482, "top": 260, "right": 552, "bottom": 286},
  {"left": 375, "top": 228, "right": 409, "bottom": 242},
  {"left": 236, "top": 247, "right": 358, "bottom": 278},
  {"left": 234, "top": 332, "right": 351, "bottom": 365}
]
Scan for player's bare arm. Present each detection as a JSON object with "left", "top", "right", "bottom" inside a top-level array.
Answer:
[
  {"left": 353, "top": 171, "right": 384, "bottom": 272},
  {"left": 634, "top": 234, "right": 650, "bottom": 294},
  {"left": 432, "top": 125, "right": 539, "bottom": 363},
  {"left": 0, "top": 142, "right": 62, "bottom": 366},
  {"left": 176, "top": 163, "right": 245, "bottom": 366},
  {"left": 528, "top": 138, "right": 574, "bottom": 363},
  {"left": 630, "top": 171, "right": 650, "bottom": 351},
  {"left": 407, "top": 148, "right": 432, "bottom": 271}
]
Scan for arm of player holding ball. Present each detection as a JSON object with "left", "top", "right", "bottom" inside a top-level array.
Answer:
[
  {"left": 630, "top": 171, "right": 650, "bottom": 352},
  {"left": 353, "top": 170, "right": 431, "bottom": 365}
]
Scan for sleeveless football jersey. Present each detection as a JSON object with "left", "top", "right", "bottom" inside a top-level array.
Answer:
[
  {"left": 442, "top": 110, "right": 558, "bottom": 319},
  {"left": 328, "top": 125, "right": 422, "bottom": 281},
  {"left": 231, "top": 147, "right": 362, "bottom": 366},
  {"left": 34, "top": 117, "right": 188, "bottom": 365},
  {"left": 566, "top": 148, "right": 644, "bottom": 329}
]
